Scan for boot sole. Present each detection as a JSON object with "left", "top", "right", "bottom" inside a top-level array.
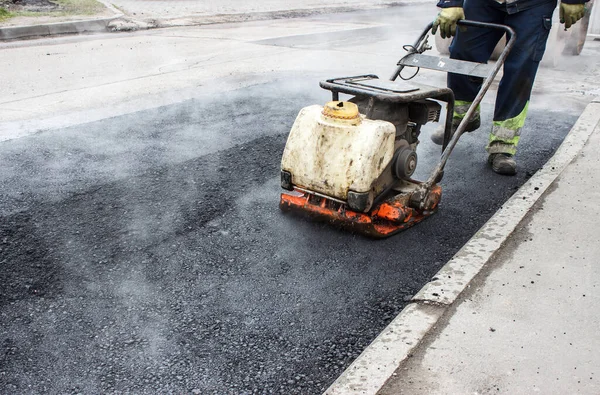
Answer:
[{"left": 489, "top": 155, "right": 517, "bottom": 176}]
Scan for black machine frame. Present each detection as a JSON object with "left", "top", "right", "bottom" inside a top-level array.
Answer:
[{"left": 318, "top": 20, "right": 517, "bottom": 210}]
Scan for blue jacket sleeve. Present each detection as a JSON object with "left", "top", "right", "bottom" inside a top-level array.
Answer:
[
  {"left": 561, "top": 0, "right": 590, "bottom": 3},
  {"left": 436, "top": 0, "right": 463, "bottom": 6}
]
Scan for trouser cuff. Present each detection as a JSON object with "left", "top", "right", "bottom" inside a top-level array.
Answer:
[
  {"left": 486, "top": 142, "right": 517, "bottom": 155},
  {"left": 453, "top": 100, "right": 480, "bottom": 121},
  {"left": 486, "top": 123, "right": 521, "bottom": 155}
]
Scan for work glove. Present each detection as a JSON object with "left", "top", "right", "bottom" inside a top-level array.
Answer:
[
  {"left": 432, "top": 7, "right": 465, "bottom": 39},
  {"left": 560, "top": 3, "right": 586, "bottom": 30}
]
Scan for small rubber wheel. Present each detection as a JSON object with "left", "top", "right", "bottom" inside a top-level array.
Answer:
[{"left": 393, "top": 148, "right": 418, "bottom": 179}]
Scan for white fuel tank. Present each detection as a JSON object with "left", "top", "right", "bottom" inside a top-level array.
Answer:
[{"left": 281, "top": 101, "right": 396, "bottom": 201}]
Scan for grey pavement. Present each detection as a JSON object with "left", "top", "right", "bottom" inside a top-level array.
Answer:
[
  {"left": 109, "top": 0, "right": 429, "bottom": 22},
  {"left": 106, "top": 0, "right": 435, "bottom": 33},
  {"left": 0, "top": 3, "right": 440, "bottom": 126},
  {"left": 0, "top": 0, "right": 433, "bottom": 40},
  {"left": 378, "top": 102, "right": 600, "bottom": 394}
]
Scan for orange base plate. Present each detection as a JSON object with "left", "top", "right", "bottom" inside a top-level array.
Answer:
[{"left": 279, "top": 186, "right": 442, "bottom": 238}]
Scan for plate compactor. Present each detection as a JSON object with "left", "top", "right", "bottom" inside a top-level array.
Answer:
[{"left": 279, "top": 21, "right": 516, "bottom": 238}]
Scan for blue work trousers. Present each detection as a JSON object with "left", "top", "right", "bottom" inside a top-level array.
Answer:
[{"left": 449, "top": 0, "right": 557, "bottom": 153}]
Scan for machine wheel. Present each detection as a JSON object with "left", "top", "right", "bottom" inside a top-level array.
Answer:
[{"left": 393, "top": 147, "right": 418, "bottom": 179}]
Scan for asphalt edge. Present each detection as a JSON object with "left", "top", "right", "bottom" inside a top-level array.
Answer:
[{"left": 324, "top": 98, "right": 600, "bottom": 395}]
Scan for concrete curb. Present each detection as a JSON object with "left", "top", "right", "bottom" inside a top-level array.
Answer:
[
  {"left": 324, "top": 99, "right": 600, "bottom": 395},
  {"left": 0, "top": 16, "right": 122, "bottom": 41}
]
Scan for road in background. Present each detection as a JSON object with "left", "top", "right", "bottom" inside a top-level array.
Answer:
[
  {"left": 1, "top": 5, "right": 599, "bottom": 393},
  {"left": 106, "top": 0, "right": 426, "bottom": 23}
]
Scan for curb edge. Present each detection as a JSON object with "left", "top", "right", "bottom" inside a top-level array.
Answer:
[{"left": 0, "top": 15, "right": 123, "bottom": 41}]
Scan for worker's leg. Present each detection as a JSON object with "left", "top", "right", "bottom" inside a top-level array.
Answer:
[
  {"left": 448, "top": 1, "right": 505, "bottom": 112},
  {"left": 487, "top": 0, "right": 558, "bottom": 155},
  {"left": 431, "top": 1, "right": 505, "bottom": 145}
]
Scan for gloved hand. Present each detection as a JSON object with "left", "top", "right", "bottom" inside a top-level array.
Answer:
[
  {"left": 560, "top": 3, "right": 586, "bottom": 29},
  {"left": 432, "top": 7, "right": 465, "bottom": 39}
]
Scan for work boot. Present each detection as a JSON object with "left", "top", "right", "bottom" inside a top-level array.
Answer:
[
  {"left": 488, "top": 153, "right": 517, "bottom": 176},
  {"left": 430, "top": 115, "right": 480, "bottom": 146}
]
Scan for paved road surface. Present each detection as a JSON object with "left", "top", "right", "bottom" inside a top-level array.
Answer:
[
  {"left": 1, "top": 6, "right": 598, "bottom": 394},
  {"left": 107, "top": 0, "right": 427, "bottom": 20},
  {"left": 0, "top": 80, "right": 577, "bottom": 393}
]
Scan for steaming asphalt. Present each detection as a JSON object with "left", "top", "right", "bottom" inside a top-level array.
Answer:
[
  {"left": 0, "top": 5, "right": 581, "bottom": 392},
  {"left": 0, "top": 77, "right": 576, "bottom": 393}
]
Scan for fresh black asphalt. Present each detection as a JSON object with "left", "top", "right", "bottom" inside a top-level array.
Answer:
[
  {"left": 0, "top": 6, "right": 577, "bottom": 392},
  {"left": 0, "top": 78, "right": 575, "bottom": 393}
]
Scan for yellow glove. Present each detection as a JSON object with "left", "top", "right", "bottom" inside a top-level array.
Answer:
[
  {"left": 432, "top": 7, "right": 465, "bottom": 39},
  {"left": 560, "top": 3, "right": 586, "bottom": 29}
]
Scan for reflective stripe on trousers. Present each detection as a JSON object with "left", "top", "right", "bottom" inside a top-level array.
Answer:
[{"left": 448, "top": 0, "right": 556, "bottom": 155}]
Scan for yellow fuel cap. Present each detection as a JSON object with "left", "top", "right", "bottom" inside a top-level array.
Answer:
[{"left": 322, "top": 101, "right": 361, "bottom": 125}]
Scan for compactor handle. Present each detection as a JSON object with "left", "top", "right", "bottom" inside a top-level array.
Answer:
[
  {"left": 391, "top": 20, "right": 515, "bottom": 82},
  {"left": 403, "top": 20, "right": 517, "bottom": 211},
  {"left": 432, "top": 20, "right": 516, "bottom": 166}
]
